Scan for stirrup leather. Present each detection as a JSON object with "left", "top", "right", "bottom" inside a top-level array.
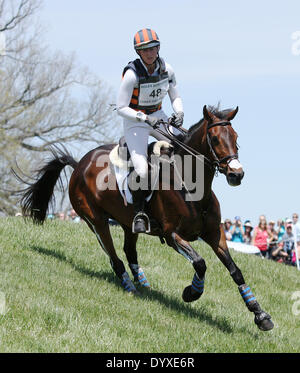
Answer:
[{"left": 132, "top": 212, "right": 151, "bottom": 233}]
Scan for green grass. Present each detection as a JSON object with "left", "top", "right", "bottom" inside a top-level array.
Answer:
[{"left": 0, "top": 217, "right": 299, "bottom": 353}]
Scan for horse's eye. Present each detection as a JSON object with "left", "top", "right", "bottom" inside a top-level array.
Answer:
[{"left": 211, "top": 136, "right": 219, "bottom": 145}]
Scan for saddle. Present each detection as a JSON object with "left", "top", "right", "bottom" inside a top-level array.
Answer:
[{"left": 109, "top": 137, "right": 173, "bottom": 204}]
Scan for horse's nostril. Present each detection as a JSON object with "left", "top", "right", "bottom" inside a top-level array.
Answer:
[
  {"left": 228, "top": 170, "right": 244, "bottom": 179},
  {"left": 227, "top": 171, "right": 243, "bottom": 186},
  {"left": 228, "top": 172, "right": 238, "bottom": 179}
]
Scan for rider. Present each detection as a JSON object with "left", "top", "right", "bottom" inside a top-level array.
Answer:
[{"left": 117, "top": 28, "right": 184, "bottom": 233}]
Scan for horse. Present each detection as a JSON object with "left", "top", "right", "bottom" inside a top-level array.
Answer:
[{"left": 19, "top": 105, "right": 274, "bottom": 331}]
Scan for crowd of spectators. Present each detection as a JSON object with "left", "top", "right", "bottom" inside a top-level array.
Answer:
[
  {"left": 221, "top": 213, "right": 300, "bottom": 267},
  {"left": 15, "top": 208, "right": 300, "bottom": 268},
  {"left": 46, "top": 209, "right": 81, "bottom": 223},
  {"left": 15, "top": 208, "right": 119, "bottom": 225},
  {"left": 46, "top": 210, "right": 119, "bottom": 225}
]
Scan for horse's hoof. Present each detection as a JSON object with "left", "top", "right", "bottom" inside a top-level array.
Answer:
[
  {"left": 121, "top": 272, "right": 137, "bottom": 293},
  {"left": 129, "top": 289, "right": 140, "bottom": 296},
  {"left": 182, "top": 285, "right": 203, "bottom": 303},
  {"left": 254, "top": 312, "right": 274, "bottom": 331}
]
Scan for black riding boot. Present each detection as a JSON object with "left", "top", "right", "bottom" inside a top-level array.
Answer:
[
  {"left": 128, "top": 171, "right": 150, "bottom": 233},
  {"left": 132, "top": 188, "right": 150, "bottom": 233}
]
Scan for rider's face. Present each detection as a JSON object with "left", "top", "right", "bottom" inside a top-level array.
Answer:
[{"left": 138, "top": 47, "right": 158, "bottom": 65}]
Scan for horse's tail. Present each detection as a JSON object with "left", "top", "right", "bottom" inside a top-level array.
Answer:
[{"left": 15, "top": 146, "right": 78, "bottom": 224}]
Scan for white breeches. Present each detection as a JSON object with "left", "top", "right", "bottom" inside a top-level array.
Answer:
[{"left": 123, "top": 110, "right": 177, "bottom": 179}]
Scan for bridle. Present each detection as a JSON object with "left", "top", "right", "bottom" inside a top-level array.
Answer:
[{"left": 206, "top": 120, "right": 239, "bottom": 174}]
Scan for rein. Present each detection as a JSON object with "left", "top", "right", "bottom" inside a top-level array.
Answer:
[{"left": 152, "top": 120, "right": 238, "bottom": 174}]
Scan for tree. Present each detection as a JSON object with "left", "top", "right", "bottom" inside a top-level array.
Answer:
[{"left": 0, "top": 0, "right": 120, "bottom": 215}]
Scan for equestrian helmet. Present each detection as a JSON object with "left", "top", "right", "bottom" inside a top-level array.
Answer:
[{"left": 134, "top": 28, "right": 160, "bottom": 50}]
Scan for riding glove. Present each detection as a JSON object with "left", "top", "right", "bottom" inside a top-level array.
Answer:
[
  {"left": 169, "top": 111, "right": 184, "bottom": 128},
  {"left": 145, "top": 116, "right": 159, "bottom": 128}
]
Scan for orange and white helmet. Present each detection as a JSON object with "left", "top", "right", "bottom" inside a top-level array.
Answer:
[{"left": 134, "top": 28, "right": 160, "bottom": 50}]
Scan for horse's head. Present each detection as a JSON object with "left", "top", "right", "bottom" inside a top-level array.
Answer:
[{"left": 203, "top": 105, "right": 244, "bottom": 186}]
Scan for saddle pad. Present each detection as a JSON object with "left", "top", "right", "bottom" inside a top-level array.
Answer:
[{"left": 109, "top": 145, "right": 160, "bottom": 205}]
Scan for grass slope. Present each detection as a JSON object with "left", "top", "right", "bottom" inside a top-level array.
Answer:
[{"left": 0, "top": 217, "right": 299, "bottom": 353}]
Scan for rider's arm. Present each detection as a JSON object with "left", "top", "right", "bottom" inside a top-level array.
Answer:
[
  {"left": 167, "top": 63, "right": 183, "bottom": 114},
  {"left": 117, "top": 69, "right": 148, "bottom": 122}
]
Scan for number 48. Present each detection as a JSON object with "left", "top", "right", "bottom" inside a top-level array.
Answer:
[{"left": 149, "top": 88, "right": 162, "bottom": 98}]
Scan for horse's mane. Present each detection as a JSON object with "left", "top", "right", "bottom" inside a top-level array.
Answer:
[{"left": 176, "top": 105, "right": 234, "bottom": 143}]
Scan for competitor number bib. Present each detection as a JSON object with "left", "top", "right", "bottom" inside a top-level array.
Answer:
[{"left": 138, "top": 77, "right": 169, "bottom": 107}]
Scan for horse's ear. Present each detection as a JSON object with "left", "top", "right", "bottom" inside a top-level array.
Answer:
[
  {"left": 203, "top": 105, "right": 214, "bottom": 122},
  {"left": 226, "top": 106, "right": 239, "bottom": 121}
]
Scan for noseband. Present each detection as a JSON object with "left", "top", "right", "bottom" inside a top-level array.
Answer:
[{"left": 206, "top": 120, "right": 239, "bottom": 174}]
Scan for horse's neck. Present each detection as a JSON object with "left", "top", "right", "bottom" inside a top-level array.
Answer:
[
  {"left": 183, "top": 120, "right": 215, "bottom": 202},
  {"left": 184, "top": 120, "right": 208, "bottom": 156}
]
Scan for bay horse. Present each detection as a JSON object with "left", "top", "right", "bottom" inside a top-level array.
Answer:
[{"left": 19, "top": 105, "right": 274, "bottom": 331}]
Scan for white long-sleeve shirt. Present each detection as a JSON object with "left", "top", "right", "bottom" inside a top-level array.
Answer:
[{"left": 117, "top": 59, "right": 183, "bottom": 122}]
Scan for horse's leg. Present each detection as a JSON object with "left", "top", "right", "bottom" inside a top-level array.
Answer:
[
  {"left": 203, "top": 224, "right": 274, "bottom": 331},
  {"left": 83, "top": 213, "right": 137, "bottom": 293},
  {"left": 166, "top": 232, "right": 207, "bottom": 302},
  {"left": 121, "top": 225, "right": 150, "bottom": 288}
]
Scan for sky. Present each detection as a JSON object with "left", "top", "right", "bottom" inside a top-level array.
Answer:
[{"left": 39, "top": 0, "right": 300, "bottom": 226}]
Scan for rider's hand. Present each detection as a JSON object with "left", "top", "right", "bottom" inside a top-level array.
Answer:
[
  {"left": 145, "top": 116, "right": 159, "bottom": 128},
  {"left": 168, "top": 112, "right": 184, "bottom": 128}
]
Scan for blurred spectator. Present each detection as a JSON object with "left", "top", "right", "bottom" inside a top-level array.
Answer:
[
  {"left": 268, "top": 220, "right": 277, "bottom": 241},
  {"left": 252, "top": 217, "right": 271, "bottom": 257},
  {"left": 292, "top": 213, "right": 300, "bottom": 238},
  {"left": 292, "top": 213, "right": 300, "bottom": 266},
  {"left": 243, "top": 220, "right": 253, "bottom": 244},
  {"left": 224, "top": 219, "right": 232, "bottom": 241},
  {"left": 259, "top": 215, "right": 267, "bottom": 223},
  {"left": 57, "top": 212, "right": 65, "bottom": 221},
  {"left": 278, "top": 222, "right": 294, "bottom": 265},
  {"left": 230, "top": 216, "right": 244, "bottom": 243},
  {"left": 285, "top": 218, "right": 293, "bottom": 231},
  {"left": 268, "top": 220, "right": 276, "bottom": 232},
  {"left": 267, "top": 220, "right": 278, "bottom": 258},
  {"left": 69, "top": 209, "right": 81, "bottom": 223},
  {"left": 276, "top": 219, "right": 285, "bottom": 242},
  {"left": 269, "top": 240, "right": 289, "bottom": 263}
]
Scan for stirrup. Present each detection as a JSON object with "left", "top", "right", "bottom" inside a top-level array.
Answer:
[{"left": 132, "top": 212, "right": 151, "bottom": 233}]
